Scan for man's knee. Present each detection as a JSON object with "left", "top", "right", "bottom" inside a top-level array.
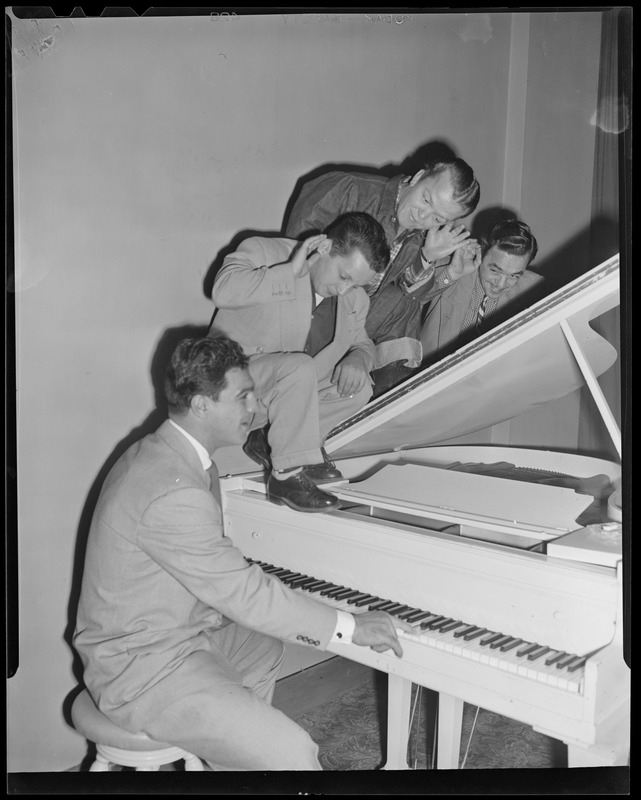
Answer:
[{"left": 276, "top": 352, "right": 316, "bottom": 382}]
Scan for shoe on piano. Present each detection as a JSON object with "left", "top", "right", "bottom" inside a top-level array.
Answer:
[
  {"left": 267, "top": 470, "right": 338, "bottom": 512},
  {"left": 303, "top": 448, "right": 344, "bottom": 484},
  {"left": 242, "top": 427, "right": 272, "bottom": 471}
]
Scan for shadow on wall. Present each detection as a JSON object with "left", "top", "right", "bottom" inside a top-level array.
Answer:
[
  {"left": 62, "top": 323, "right": 210, "bottom": 724},
  {"left": 201, "top": 140, "right": 475, "bottom": 304},
  {"left": 470, "top": 205, "right": 518, "bottom": 239},
  {"left": 534, "top": 214, "right": 620, "bottom": 292},
  {"left": 279, "top": 139, "right": 463, "bottom": 237}
]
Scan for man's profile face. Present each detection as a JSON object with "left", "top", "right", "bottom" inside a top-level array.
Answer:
[
  {"left": 396, "top": 168, "right": 466, "bottom": 232},
  {"left": 309, "top": 249, "right": 376, "bottom": 298},
  {"left": 479, "top": 245, "right": 530, "bottom": 299},
  {"left": 207, "top": 367, "right": 257, "bottom": 446}
]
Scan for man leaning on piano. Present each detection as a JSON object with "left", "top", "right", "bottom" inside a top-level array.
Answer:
[{"left": 208, "top": 211, "right": 391, "bottom": 513}]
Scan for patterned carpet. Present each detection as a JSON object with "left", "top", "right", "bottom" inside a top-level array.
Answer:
[{"left": 292, "top": 675, "right": 562, "bottom": 771}]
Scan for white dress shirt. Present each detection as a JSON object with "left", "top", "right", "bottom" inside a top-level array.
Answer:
[{"left": 169, "top": 418, "right": 355, "bottom": 644}]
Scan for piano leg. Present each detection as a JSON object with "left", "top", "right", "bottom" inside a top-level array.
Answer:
[
  {"left": 383, "top": 673, "right": 412, "bottom": 769},
  {"left": 436, "top": 693, "right": 464, "bottom": 770}
]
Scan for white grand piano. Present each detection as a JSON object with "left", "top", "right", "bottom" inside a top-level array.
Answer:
[{"left": 218, "top": 254, "right": 629, "bottom": 770}]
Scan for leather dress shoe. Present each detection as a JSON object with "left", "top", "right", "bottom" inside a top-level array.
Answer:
[
  {"left": 303, "top": 448, "right": 344, "bottom": 484},
  {"left": 267, "top": 470, "right": 338, "bottom": 513},
  {"left": 242, "top": 427, "right": 272, "bottom": 471}
]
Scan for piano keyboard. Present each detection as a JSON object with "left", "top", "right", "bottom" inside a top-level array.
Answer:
[{"left": 249, "top": 559, "right": 588, "bottom": 693}]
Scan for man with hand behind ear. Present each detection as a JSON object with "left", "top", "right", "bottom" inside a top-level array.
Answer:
[{"left": 209, "top": 212, "right": 389, "bottom": 513}]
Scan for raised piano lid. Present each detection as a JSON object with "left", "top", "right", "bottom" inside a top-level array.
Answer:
[{"left": 325, "top": 254, "right": 620, "bottom": 461}]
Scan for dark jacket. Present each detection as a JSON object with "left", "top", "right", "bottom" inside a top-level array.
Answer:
[{"left": 285, "top": 171, "right": 448, "bottom": 353}]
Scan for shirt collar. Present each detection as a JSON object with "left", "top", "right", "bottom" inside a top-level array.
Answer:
[
  {"left": 169, "top": 419, "right": 212, "bottom": 471},
  {"left": 393, "top": 176, "right": 411, "bottom": 225}
]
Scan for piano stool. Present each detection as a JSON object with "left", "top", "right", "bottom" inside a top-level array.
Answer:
[{"left": 70, "top": 689, "right": 205, "bottom": 772}]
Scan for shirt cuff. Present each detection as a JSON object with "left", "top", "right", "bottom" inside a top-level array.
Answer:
[{"left": 330, "top": 609, "right": 356, "bottom": 644}]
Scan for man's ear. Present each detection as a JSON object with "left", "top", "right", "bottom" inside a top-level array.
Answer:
[
  {"left": 318, "top": 238, "right": 332, "bottom": 256},
  {"left": 409, "top": 169, "right": 425, "bottom": 186},
  {"left": 190, "top": 394, "right": 210, "bottom": 418}
]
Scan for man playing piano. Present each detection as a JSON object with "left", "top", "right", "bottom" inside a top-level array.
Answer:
[
  {"left": 209, "top": 212, "right": 389, "bottom": 513},
  {"left": 419, "top": 219, "right": 543, "bottom": 368},
  {"left": 73, "top": 336, "right": 410, "bottom": 771}
]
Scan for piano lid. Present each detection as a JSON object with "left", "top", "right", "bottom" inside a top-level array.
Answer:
[{"left": 326, "top": 255, "right": 620, "bottom": 462}]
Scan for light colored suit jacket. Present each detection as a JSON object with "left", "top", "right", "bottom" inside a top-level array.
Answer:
[
  {"left": 73, "top": 420, "right": 337, "bottom": 731},
  {"left": 420, "top": 270, "right": 545, "bottom": 362},
  {"left": 211, "top": 237, "right": 375, "bottom": 380}
]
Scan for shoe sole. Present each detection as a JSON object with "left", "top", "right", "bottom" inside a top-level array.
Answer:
[{"left": 267, "top": 495, "right": 337, "bottom": 513}]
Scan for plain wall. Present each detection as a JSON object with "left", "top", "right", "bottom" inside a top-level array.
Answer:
[
  {"left": 488, "top": 11, "right": 608, "bottom": 454},
  {"left": 8, "top": 10, "right": 610, "bottom": 772}
]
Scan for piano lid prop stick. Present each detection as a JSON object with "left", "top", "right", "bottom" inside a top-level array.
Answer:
[{"left": 560, "top": 319, "right": 621, "bottom": 459}]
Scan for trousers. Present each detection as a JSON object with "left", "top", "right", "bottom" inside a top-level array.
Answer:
[
  {"left": 142, "top": 623, "right": 321, "bottom": 770},
  {"left": 247, "top": 352, "right": 372, "bottom": 471}
]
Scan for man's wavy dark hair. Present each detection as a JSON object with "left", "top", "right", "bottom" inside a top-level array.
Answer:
[
  {"left": 480, "top": 219, "right": 539, "bottom": 265},
  {"left": 164, "top": 335, "right": 248, "bottom": 413},
  {"left": 325, "top": 212, "right": 390, "bottom": 274}
]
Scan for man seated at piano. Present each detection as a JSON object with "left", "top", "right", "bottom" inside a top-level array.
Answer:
[
  {"left": 208, "top": 212, "right": 389, "bottom": 513},
  {"left": 73, "top": 335, "right": 411, "bottom": 771},
  {"left": 419, "top": 218, "right": 544, "bottom": 369}
]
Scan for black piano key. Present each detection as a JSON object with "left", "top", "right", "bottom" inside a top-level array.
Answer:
[
  {"left": 453, "top": 624, "right": 477, "bottom": 638},
  {"left": 422, "top": 616, "right": 449, "bottom": 631},
  {"left": 281, "top": 574, "right": 305, "bottom": 585},
  {"left": 527, "top": 646, "right": 552, "bottom": 662},
  {"left": 288, "top": 575, "right": 314, "bottom": 589},
  {"left": 403, "top": 610, "right": 435, "bottom": 624},
  {"left": 368, "top": 599, "right": 395, "bottom": 611},
  {"left": 353, "top": 595, "right": 381, "bottom": 607},
  {"left": 419, "top": 615, "right": 446, "bottom": 631},
  {"left": 336, "top": 590, "right": 360, "bottom": 601},
  {"left": 274, "top": 570, "right": 300, "bottom": 580},
  {"left": 567, "top": 656, "right": 589, "bottom": 673},
  {"left": 479, "top": 632, "right": 504, "bottom": 646},
  {"left": 323, "top": 585, "right": 349, "bottom": 598},
  {"left": 262, "top": 565, "right": 284, "bottom": 574},
  {"left": 388, "top": 605, "right": 412, "bottom": 617},
  {"left": 489, "top": 635, "right": 513, "bottom": 650},
  {"left": 463, "top": 627, "right": 488, "bottom": 641},
  {"left": 369, "top": 600, "right": 400, "bottom": 611},
  {"left": 330, "top": 588, "right": 357, "bottom": 600},
  {"left": 302, "top": 580, "right": 331, "bottom": 592},
  {"left": 370, "top": 600, "right": 397, "bottom": 612},
  {"left": 380, "top": 603, "right": 405, "bottom": 614},
  {"left": 516, "top": 643, "right": 540, "bottom": 658},
  {"left": 319, "top": 584, "right": 341, "bottom": 596},
  {"left": 283, "top": 570, "right": 304, "bottom": 579},
  {"left": 295, "top": 577, "right": 323, "bottom": 590},
  {"left": 556, "top": 653, "right": 582, "bottom": 670},
  {"left": 438, "top": 620, "right": 465, "bottom": 633},
  {"left": 348, "top": 594, "right": 377, "bottom": 606},
  {"left": 396, "top": 608, "right": 423, "bottom": 621},
  {"left": 500, "top": 638, "right": 524, "bottom": 652},
  {"left": 544, "top": 651, "right": 567, "bottom": 666}
]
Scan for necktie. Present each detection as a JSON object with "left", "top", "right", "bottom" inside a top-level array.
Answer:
[
  {"left": 207, "top": 464, "right": 221, "bottom": 504},
  {"left": 476, "top": 295, "right": 489, "bottom": 327}
]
